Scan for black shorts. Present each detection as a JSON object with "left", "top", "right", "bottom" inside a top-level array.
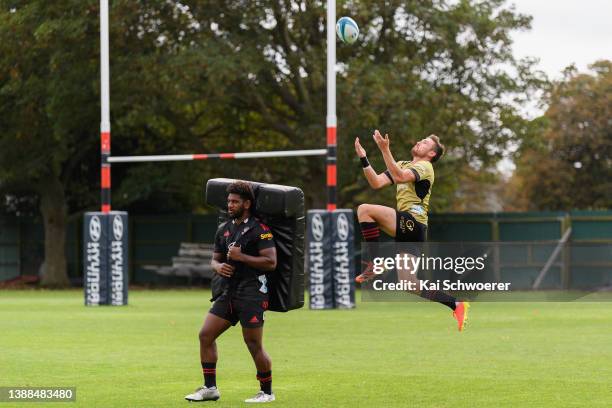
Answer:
[
  {"left": 395, "top": 211, "right": 427, "bottom": 242},
  {"left": 209, "top": 294, "right": 268, "bottom": 328}
]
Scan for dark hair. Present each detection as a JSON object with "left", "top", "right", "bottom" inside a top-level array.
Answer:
[
  {"left": 428, "top": 134, "right": 445, "bottom": 163},
  {"left": 226, "top": 181, "right": 255, "bottom": 204}
]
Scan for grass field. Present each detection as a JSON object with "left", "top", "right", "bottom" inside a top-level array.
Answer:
[{"left": 1, "top": 290, "right": 612, "bottom": 407}]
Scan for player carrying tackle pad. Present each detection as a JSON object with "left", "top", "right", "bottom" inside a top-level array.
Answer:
[
  {"left": 355, "top": 130, "right": 470, "bottom": 332},
  {"left": 185, "top": 181, "right": 277, "bottom": 403},
  {"left": 186, "top": 179, "right": 305, "bottom": 403}
]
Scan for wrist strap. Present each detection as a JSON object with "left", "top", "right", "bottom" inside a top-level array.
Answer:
[{"left": 360, "top": 156, "right": 370, "bottom": 168}]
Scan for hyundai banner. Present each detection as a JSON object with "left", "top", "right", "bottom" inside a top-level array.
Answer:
[
  {"left": 83, "top": 212, "right": 128, "bottom": 306},
  {"left": 331, "top": 210, "right": 355, "bottom": 308},
  {"left": 307, "top": 210, "right": 334, "bottom": 309}
]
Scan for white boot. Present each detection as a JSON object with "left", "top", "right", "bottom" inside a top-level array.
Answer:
[
  {"left": 185, "top": 385, "right": 220, "bottom": 402},
  {"left": 245, "top": 391, "right": 275, "bottom": 403}
]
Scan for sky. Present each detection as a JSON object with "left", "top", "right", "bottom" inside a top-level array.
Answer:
[
  {"left": 497, "top": 1, "right": 611, "bottom": 174},
  {"left": 509, "top": 0, "right": 612, "bottom": 80}
]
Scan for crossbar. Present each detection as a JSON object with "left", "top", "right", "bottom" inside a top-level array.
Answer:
[{"left": 107, "top": 149, "right": 327, "bottom": 163}]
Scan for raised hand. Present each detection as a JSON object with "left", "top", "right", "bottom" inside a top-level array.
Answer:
[
  {"left": 373, "top": 129, "right": 390, "bottom": 151},
  {"left": 354, "top": 137, "right": 367, "bottom": 158}
]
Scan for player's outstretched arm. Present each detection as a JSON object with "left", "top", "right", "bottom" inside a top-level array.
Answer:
[
  {"left": 355, "top": 137, "right": 392, "bottom": 190},
  {"left": 373, "top": 130, "right": 416, "bottom": 183}
]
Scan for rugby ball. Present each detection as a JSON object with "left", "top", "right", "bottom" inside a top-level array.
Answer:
[{"left": 336, "top": 16, "right": 359, "bottom": 44}]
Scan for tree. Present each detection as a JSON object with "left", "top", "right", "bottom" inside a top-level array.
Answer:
[
  {"left": 506, "top": 61, "right": 612, "bottom": 210},
  {"left": 0, "top": 1, "right": 214, "bottom": 285},
  {"left": 183, "top": 0, "right": 546, "bottom": 210},
  {"left": 1, "top": 0, "right": 548, "bottom": 285}
]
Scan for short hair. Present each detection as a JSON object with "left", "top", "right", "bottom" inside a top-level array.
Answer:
[
  {"left": 226, "top": 181, "right": 255, "bottom": 204},
  {"left": 428, "top": 134, "right": 445, "bottom": 163}
]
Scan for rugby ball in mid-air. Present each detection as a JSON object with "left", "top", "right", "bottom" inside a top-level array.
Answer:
[{"left": 336, "top": 16, "right": 359, "bottom": 44}]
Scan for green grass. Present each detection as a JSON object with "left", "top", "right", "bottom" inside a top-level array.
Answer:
[{"left": 1, "top": 290, "right": 612, "bottom": 407}]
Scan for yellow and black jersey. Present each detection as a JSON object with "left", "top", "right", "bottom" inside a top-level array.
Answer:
[{"left": 384, "top": 160, "right": 434, "bottom": 225}]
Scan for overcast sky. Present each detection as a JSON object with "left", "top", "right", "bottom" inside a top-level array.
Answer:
[
  {"left": 498, "top": 1, "right": 611, "bottom": 174},
  {"left": 509, "top": 0, "right": 612, "bottom": 79}
]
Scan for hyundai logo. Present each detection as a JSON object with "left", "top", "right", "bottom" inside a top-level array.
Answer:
[
  {"left": 113, "top": 215, "right": 123, "bottom": 241},
  {"left": 337, "top": 213, "right": 349, "bottom": 241},
  {"left": 89, "top": 216, "right": 101, "bottom": 242},
  {"left": 311, "top": 214, "right": 324, "bottom": 241}
]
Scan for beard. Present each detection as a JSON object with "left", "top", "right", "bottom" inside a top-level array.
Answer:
[{"left": 229, "top": 207, "right": 245, "bottom": 220}]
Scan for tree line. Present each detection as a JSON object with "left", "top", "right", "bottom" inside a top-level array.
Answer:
[{"left": 0, "top": 1, "right": 608, "bottom": 286}]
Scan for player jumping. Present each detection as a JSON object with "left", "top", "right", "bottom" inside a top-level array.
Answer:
[
  {"left": 185, "top": 181, "right": 277, "bottom": 403},
  {"left": 355, "top": 130, "right": 469, "bottom": 331}
]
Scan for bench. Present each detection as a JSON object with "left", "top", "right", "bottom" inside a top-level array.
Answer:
[{"left": 143, "top": 243, "right": 216, "bottom": 283}]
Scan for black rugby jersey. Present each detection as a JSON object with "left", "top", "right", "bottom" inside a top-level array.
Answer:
[{"left": 213, "top": 217, "right": 275, "bottom": 298}]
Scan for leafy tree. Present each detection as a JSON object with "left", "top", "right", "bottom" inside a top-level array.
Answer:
[
  {"left": 184, "top": 0, "right": 546, "bottom": 210},
  {"left": 0, "top": 1, "right": 215, "bottom": 285},
  {"left": 506, "top": 61, "right": 612, "bottom": 210},
  {"left": 0, "top": 0, "right": 548, "bottom": 285}
]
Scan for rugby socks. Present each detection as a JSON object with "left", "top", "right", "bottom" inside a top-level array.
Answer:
[
  {"left": 202, "top": 362, "right": 216, "bottom": 388},
  {"left": 420, "top": 290, "right": 457, "bottom": 311},
  {"left": 257, "top": 370, "right": 272, "bottom": 395},
  {"left": 360, "top": 221, "right": 380, "bottom": 242},
  {"left": 359, "top": 222, "right": 380, "bottom": 277}
]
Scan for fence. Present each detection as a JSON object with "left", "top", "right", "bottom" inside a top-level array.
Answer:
[
  {"left": 1, "top": 211, "right": 612, "bottom": 288},
  {"left": 429, "top": 211, "right": 612, "bottom": 289}
]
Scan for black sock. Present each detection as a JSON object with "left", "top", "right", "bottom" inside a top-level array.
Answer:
[
  {"left": 359, "top": 222, "right": 380, "bottom": 275},
  {"left": 420, "top": 290, "right": 457, "bottom": 310},
  {"left": 257, "top": 370, "right": 272, "bottom": 395},
  {"left": 202, "top": 362, "right": 216, "bottom": 388},
  {"left": 360, "top": 222, "right": 380, "bottom": 242}
]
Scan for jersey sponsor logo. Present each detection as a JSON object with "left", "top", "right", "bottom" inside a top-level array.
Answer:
[
  {"left": 258, "top": 274, "right": 268, "bottom": 293},
  {"left": 223, "top": 230, "right": 230, "bottom": 237},
  {"left": 409, "top": 205, "right": 425, "bottom": 215},
  {"left": 260, "top": 232, "right": 273, "bottom": 240},
  {"left": 400, "top": 217, "right": 415, "bottom": 233},
  {"left": 260, "top": 223, "right": 270, "bottom": 231}
]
